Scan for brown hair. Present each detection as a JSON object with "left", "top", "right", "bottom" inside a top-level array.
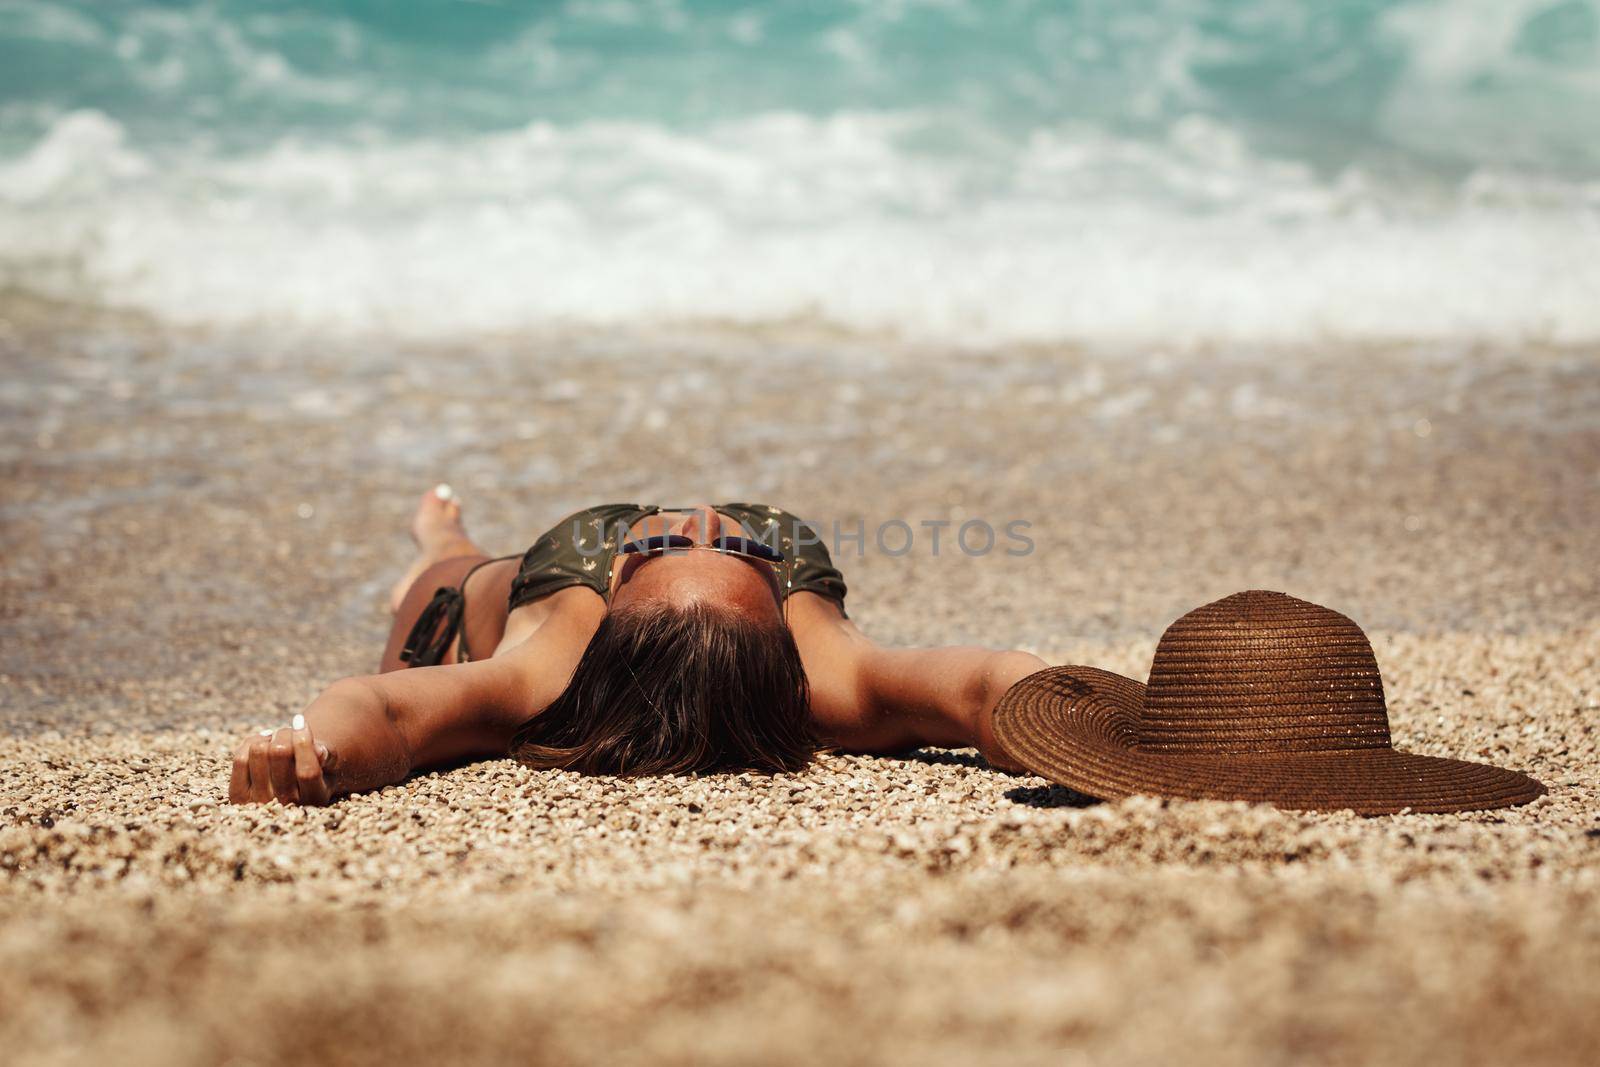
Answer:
[{"left": 510, "top": 601, "right": 814, "bottom": 775}]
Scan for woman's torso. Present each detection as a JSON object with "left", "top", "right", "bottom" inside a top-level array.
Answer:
[{"left": 487, "top": 502, "right": 847, "bottom": 657}]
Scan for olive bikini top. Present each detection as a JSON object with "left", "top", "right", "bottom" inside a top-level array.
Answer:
[
  {"left": 398, "top": 502, "right": 847, "bottom": 669},
  {"left": 508, "top": 502, "right": 847, "bottom": 611}
]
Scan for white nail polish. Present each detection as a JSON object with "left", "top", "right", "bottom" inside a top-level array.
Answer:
[
  {"left": 292, "top": 714, "right": 306, "bottom": 730},
  {"left": 260, "top": 729, "right": 274, "bottom": 737},
  {"left": 433, "top": 483, "right": 454, "bottom": 501}
]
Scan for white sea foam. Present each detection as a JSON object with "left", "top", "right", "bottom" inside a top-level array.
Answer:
[{"left": 2, "top": 109, "right": 1597, "bottom": 347}]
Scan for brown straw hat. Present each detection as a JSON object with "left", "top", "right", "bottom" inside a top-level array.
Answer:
[{"left": 992, "top": 591, "right": 1545, "bottom": 814}]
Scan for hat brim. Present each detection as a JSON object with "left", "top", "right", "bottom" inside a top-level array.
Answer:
[{"left": 992, "top": 666, "right": 1546, "bottom": 815}]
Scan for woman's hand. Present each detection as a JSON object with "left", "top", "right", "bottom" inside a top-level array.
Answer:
[
  {"left": 222, "top": 660, "right": 528, "bottom": 807},
  {"left": 229, "top": 714, "right": 336, "bottom": 806}
]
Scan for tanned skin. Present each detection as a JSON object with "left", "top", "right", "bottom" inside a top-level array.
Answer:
[{"left": 230, "top": 494, "right": 1044, "bottom": 805}]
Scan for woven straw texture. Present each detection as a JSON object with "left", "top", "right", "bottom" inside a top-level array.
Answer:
[{"left": 992, "top": 591, "right": 1546, "bottom": 815}]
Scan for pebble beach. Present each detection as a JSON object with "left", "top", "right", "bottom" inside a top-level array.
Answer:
[{"left": 2, "top": 294, "right": 1599, "bottom": 1065}]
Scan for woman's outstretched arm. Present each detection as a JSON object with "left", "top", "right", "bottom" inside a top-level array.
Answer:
[
  {"left": 228, "top": 645, "right": 548, "bottom": 806},
  {"left": 788, "top": 594, "right": 1045, "bottom": 769},
  {"left": 845, "top": 645, "right": 1045, "bottom": 770}
]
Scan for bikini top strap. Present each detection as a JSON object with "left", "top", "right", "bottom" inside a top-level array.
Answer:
[{"left": 454, "top": 553, "right": 521, "bottom": 663}]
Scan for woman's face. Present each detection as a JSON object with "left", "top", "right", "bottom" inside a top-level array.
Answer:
[{"left": 609, "top": 505, "right": 784, "bottom": 621}]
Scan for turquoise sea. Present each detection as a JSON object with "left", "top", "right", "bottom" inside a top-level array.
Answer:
[{"left": 1, "top": 0, "right": 1596, "bottom": 345}]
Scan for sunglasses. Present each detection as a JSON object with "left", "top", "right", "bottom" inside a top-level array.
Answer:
[{"left": 618, "top": 533, "right": 785, "bottom": 565}]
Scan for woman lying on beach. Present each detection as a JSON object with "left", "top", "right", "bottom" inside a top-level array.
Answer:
[{"left": 229, "top": 490, "right": 1044, "bottom": 805}]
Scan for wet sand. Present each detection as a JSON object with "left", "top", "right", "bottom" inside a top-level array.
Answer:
[{"left": 2, "top": 295, "right": 1598, "bottom": 1065}]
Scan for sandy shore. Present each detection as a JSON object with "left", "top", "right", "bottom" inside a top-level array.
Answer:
[{"left": 2, "top": 294, "right": 1598, "bottom": 1065}]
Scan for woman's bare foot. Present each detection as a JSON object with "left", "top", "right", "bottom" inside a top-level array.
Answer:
[{"left": 388, "top": 484, "right": 485, "bottom": 613}]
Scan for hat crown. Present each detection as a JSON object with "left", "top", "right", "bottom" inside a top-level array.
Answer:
[{"left": 1139, "top": 591, "right": 1391, "bottom": 755}]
